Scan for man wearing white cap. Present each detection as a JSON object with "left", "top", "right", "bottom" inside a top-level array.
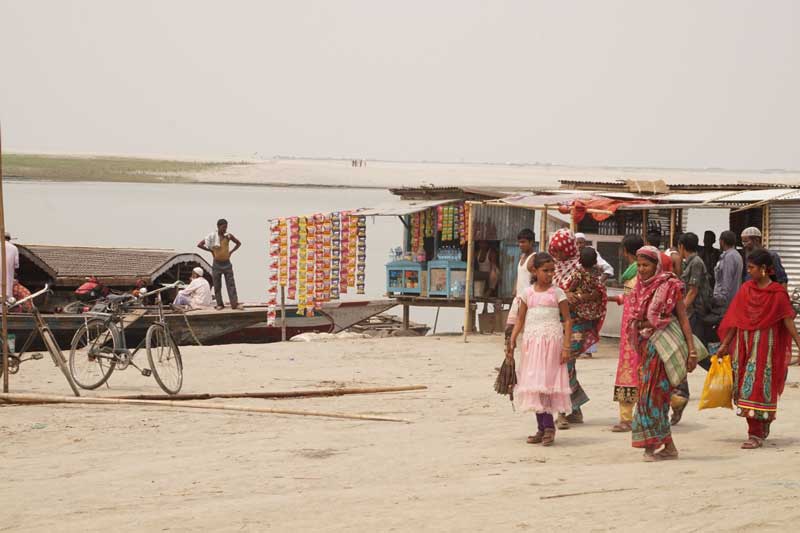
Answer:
[
  {"left": 173, "top": 267, "right": 213, "bottom": 309},
  {"left": 575, "top": 233, "right": 614, "bottom": 282},
  {"left": 741, "top": 227, "right": 787, "bottom": 285}
]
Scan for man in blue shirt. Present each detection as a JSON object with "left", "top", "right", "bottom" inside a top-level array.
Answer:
[{"left": 741, "top": 227, "right": 788, "bottom": 286}]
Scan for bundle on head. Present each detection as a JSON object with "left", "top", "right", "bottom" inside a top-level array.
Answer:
[{"left": 494, "top": 356, "right": 517, "bottom": 402}]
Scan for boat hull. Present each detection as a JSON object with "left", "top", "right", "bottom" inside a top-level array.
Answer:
[
  {"left": 7, "top": 307, "right": 270, "bottom": 351},
  {"left": 208, "top": 299, "right": 397, "bottom": 344}
]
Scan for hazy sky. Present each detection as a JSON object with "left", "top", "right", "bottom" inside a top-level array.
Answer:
[{"left": 1, "top": 1, "right": 797, "bottom": 169}]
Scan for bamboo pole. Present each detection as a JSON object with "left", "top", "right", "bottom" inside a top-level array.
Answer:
[
  {"left": 569, "top": 208, "right": 577, "bottom": 233},
  {"left": 0, "top": 393, "right": 411, "bottom": 423},
  {"left": 540, "top": 207, "right": 548, "bottom": 252},
  {"left": 110, "top": 385, "right": 428, "bottom": 401},
  {"left": 1, "top": 124, "right": 8, "bottom": 393},
  {"left": 641, "top": 209, "right": 648, "bottom": 239},
  {"left": 763, "top": 204, "right": 770, "bottom": 248},
  {"left": 280, "top": 285, "right": 287, "bottom": 341},
  {"left": 669, "top": 208, "right": 676, "bottom": 248},
  {"left": 463, "top": 202, "right": 476, "bottom": 342}
]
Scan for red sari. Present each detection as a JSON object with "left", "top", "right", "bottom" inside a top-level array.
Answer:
[{"left": 718, "top": 280, "right": 795, "bottom": 437}]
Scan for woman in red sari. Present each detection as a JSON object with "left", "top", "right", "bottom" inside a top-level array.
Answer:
[
  {"left": 627, "top": 246, "right": 697, "bottom": 461},
  {"left": 717, "top": 249, "right": 800, "bottom": 449},
  {"left": 548, "top": 229, "right": 604, "bottom": 429}
]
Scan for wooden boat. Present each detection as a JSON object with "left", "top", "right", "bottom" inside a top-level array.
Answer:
[
  {"left": 9, "top": 242, "right": 397, "bottom": 348},
  {"left": 8, "top": 299, "right": 397, "bottom": 350},
  {"left": 208, "top": 299, "right": 398, "bottom": 344},
  {"left": 7, "top": 306, "right": 271, "bottom": 351}
]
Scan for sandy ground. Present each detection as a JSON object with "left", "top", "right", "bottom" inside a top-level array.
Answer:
[{"left": 1, "top": 335, "right": 800, "bottom": 532}]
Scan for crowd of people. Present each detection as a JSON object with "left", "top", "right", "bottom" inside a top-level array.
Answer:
[{"left": 505, "top": 226, "right": 800, "bottom": 459}]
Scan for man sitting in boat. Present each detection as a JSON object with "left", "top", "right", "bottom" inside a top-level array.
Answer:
[{"left": 173, "top": 267, "right": 212, "bottom": 309}]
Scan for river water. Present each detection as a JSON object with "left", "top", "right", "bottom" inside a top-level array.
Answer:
[{"left": 6, "top": 180, "right": 732, "bottom": 334}]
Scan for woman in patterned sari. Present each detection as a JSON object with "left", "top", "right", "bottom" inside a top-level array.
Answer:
[
  {"left": 548, "top": 228, "right": 604, "bottom": 429},
  {"left": 627, "top": 246, "right": 697, "bottom": 461},
  {"left": 611, "top": 234, "right": 644, "bottom": 432},
  {"left": 717, "top": 249, "right": 800, "bottom": 449}
]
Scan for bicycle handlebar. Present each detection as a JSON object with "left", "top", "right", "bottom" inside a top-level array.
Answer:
[
  {"left": 6, "top": 284, "right": 50, "bottom": 310},
  {"left": 138, "top": 281, "right": 185, "bottom": 299}
]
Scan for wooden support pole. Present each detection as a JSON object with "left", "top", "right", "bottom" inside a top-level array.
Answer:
[
  {"left": 463, "top": 202, "right": 476, "bottom": 342},
  {"left": 540, "top": 207, "right": 548, "bottom": 252},
  {"left": 402, "top": 304, "right": 410, "bottom": 330},
  {"left": 280, "top": 286, "right": 287, "bottom": 341},
  {"left": 570, "top": 208, "right": 577, "bottom": 233},
  {"left": 642, "top": 209, "right": 648, "bottom": 239},
  {"left": 669, "top": 208, "right": 676, "bottom": 248},
  {"left": 763, "top": 204, "right": 770, "bottom": 248},
  {"left": 110, "top": 385, "right": 428, "bottom": 401},
  {"left": 0, "top": 124, "right": 8, "bottom": 393},
  {"left": 0, "top": 393, "right": 411, "bottom": 423}
]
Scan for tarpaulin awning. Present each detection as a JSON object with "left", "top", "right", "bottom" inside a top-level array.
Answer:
[
  {"left": 356, "top": 199, "right": 459, "bottom": 216},
  {"left": 570, "top": 198, "right": 649, "bottom": 222}
]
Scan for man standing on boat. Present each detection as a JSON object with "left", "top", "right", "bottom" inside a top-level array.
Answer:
[{"left": 198, "top": 219, "right": 241, "bottom": 310}]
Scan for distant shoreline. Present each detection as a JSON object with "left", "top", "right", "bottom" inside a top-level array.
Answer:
[
  {"left": 5, "top": 152, "right": 800, "bottom": 190},
  {"left": 4, "top": 175, "right": 387, "bottom": 190}
]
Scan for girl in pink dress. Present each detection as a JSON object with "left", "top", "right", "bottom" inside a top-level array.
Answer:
[{"left": 508, "top": 252, "right": 573, "bottom": 446}]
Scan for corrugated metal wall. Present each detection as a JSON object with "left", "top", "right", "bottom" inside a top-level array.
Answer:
[
  {"left": 471, "top": 205, "right": 536, "bottom": 243},
  {"left": 472, "top": 204, "right": 536, "bottom": 299},
  {"left": 768, "top": 202, "right": 800, "bottom": 353}
]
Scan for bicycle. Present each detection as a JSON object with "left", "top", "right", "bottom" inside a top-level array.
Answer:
[
  {"left": 2, "top": 284, "right": 81, "bottom": 395},
  {"left": 68, "top": 281, "right": 185, "bottom": 395}
]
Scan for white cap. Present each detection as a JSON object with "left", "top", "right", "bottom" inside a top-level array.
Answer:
[
  {"left": 574, "top": 232, "right": 587, "bottom": 240},
  {"left": 741, "top": 227, "right": 762, "bottom": 238},
  {"left": 192, "top": 267, "right": 204, "bottom": 276}
]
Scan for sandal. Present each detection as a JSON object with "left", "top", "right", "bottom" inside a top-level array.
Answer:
[
  {"left": 542, "top": 428, "right": 556, "bottom": 447},
  {"left": 566, "top": 411, "right": 584, "bottom": 424},
  {"left": 741, "top": 436, "right": 763, "bottom": 449},
  {"left": 214, "top": 305, "right": 225, "bottom": 310},
  {"left": 527, "top": 431, "right": 544, "bottom": 444},
  {"left": 611, "top": 422, "right": 632, "bottom": 433},
  {"left": 642, "top": 452, "right": 659, "bottom": 462},
  {"left": 655, "top": 449, "right": 679, "bottom": 460},
  {"left": 556, "top": 414, "right": 570, "bottom": 430}
]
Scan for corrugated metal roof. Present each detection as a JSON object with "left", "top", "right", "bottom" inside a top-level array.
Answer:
[
  {"left": 18, "top": 244, "right": 211, "bottom": 286},
  {"left": 654, "top": 191, "right": 735, "bottom": 203},
  {"left": 494, "top": 193, "right": 598, "bottom": 209},
  {"left": 717, "top": 189, "right": 800, "bottom": 203},
  {"left": 356, "top": 199, "right": 459, "bottom": 216}
]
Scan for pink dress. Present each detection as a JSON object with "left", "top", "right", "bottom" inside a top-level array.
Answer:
[{"left": 514, "top": 286, "right": 573, "bottom": 414}]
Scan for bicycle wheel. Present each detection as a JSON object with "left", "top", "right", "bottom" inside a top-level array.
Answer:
[
  {"left": 146, "top": 323, "right": 183, "bottom": 394},
  {"left": 69, "top": 320, "right": 118, "bottom": 390}
]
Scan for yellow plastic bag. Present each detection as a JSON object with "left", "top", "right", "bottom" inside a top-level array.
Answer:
[{"left": 698, "top": 355, "right": 733, "bottom": 410}]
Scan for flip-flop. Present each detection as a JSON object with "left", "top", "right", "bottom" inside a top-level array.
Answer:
[
  {"left": 611, "top": 422, "right": 632, "bottom": 433},
  {"left": 527, "top": 432, "right": 544, "bottom": 444},
  {"left": 741, "top": 437, "right": 763, "bottom": 449},
  {"left": 655, "top": 449, "right": 679, "bottom": 460}
]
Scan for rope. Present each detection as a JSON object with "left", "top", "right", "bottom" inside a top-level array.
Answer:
[{"left": 179, "top": 310, "right": 203, "bottom": 346}]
